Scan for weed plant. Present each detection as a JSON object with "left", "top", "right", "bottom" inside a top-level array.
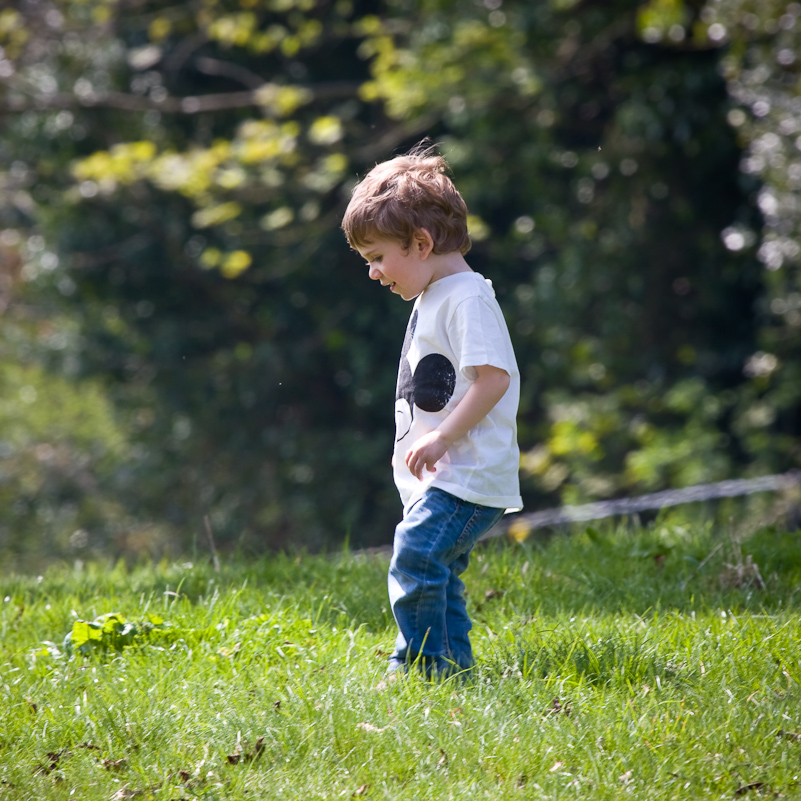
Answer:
[{"left": 1, "top": 517, "right": 801, "bottom": 800}]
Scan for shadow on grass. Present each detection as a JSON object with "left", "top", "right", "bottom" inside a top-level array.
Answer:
[
  {"left": 485, "top": 633, "right": 685, "bottom": 689},
  {"left": 13, "top": 514, "right": 801, "bottom": 646},
  {"left": 469, "top": 519, "right": 801, "bottom": 620}
]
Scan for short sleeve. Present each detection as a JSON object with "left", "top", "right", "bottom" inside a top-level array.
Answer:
[{"left": 448, "top": 295, "right": 514, "bottom": 381}]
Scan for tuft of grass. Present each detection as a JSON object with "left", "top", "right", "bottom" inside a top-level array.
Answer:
[{"left": 1, "top": 519, "right": 801, "bottom": 799}]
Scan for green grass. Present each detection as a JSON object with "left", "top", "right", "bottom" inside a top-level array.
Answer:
[{"left": 2, "top": 519, "right": 801, "bottom": 800}]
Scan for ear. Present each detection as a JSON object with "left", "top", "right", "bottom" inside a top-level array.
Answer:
[{"left": 413, "top": 228, "right": 435, "bottom": 259}]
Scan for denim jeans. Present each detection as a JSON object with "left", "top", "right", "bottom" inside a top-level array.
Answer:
[{"left": 387, "top": 488, "right": 505, "bottom": 676}]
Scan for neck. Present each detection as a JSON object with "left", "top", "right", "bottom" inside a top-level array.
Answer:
[{"left": 428, "top": 252, "right": 472, "bottom": 284}]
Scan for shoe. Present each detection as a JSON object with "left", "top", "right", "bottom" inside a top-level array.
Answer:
[{"left": 374, "top": 668, "right": 405, "bottom": 691}]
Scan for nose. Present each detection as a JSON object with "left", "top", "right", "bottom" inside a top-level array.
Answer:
[{"left": 368, "top": 263, "right": 382, "bottom": 281}]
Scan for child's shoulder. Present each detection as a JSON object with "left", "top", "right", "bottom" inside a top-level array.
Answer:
[
  {"left": 447, "top": 272, "right": 497, "bottom": 308},
  {"left": 425, "top": 272, "right": 506, "bottom": 330}
]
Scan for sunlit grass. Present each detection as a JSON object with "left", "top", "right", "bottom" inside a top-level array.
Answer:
[{"left": 1, "top": 518, "right": 800, "bottom": 799}]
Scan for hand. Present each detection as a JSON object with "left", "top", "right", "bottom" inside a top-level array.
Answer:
[{"left": 405, "top": 430, "right": 450, "bottom": 481}]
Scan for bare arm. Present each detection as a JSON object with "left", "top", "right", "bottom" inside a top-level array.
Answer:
[{"left": 405, "top": 364, "right": 511, "bottom": 481}]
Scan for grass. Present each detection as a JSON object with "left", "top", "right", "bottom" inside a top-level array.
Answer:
[{"left": 1, "top": 517, "right": 801, "bottom": 800}]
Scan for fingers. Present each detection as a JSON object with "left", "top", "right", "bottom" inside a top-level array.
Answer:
[
  {"left": 405, "top": 447, "right": 437, "bottom": 480},
  {"left": 405, "top": 448, "right": 420, "bottom": 479},
  {"left": 404, "top": 431, "right": 448, "bottom": 480}
]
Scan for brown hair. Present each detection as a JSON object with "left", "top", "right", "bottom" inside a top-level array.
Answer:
[{"left": 341, "top": 144, "right": 471, "bottom": 255}]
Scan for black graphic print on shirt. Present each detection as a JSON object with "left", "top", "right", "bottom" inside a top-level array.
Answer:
[{"left": 395, "top": 309, "right": 456, "bottom": 442}]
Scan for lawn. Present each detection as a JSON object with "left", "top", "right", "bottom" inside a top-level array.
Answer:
[{"left": 1, "top": 517, "right": 800, "bottom": 800}]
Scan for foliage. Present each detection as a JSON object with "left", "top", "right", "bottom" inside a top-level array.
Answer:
[
  {"left": 0, "top": 331, "right": 138, "bottom": 562},
  {"left": 60, "top": 611, "right": 168, "bottom": 656},
  {"left": 2, "top": 521, "right": 801, "bottom": 799},
  {"left": 0, "top": 0, "right": 800, "bottom": 556}
]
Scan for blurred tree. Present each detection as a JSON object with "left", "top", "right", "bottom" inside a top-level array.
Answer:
[
  {"left": 700, "top": 0, "right": 801, "bottom": 476},
  {"left": 0, "top": 0, "right": 798, "bottom": 559},
  {"left": 0, "top": 0, "right": 416, "bottom": 554}
]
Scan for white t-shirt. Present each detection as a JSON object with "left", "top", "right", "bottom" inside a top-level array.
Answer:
[{"left": 393, "top": 271, "right": 523, "bottom": 516}]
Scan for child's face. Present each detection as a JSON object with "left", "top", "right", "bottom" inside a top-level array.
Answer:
[{"left": 357, "top": 234, "right": 433, "bottom": 301}]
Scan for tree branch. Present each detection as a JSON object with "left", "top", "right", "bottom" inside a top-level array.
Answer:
[
  {"left": 0, "top": 82, "right": 360, "bottom": 115},
  {"left": 194, "top": 57, "right": 265, "bottom": 90}
]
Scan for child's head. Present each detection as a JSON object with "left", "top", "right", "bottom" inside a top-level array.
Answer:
[{"left": 342, "top": 144, "right": 471, "bottom": 256}]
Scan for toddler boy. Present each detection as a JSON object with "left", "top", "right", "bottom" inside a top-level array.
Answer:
[{"left": 342, "top": 145, "right": 522, "bottom": 677}]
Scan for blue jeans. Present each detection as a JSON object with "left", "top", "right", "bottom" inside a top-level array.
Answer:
[{"left": 388, "top": 488, "right": 505, "bottom": 676}]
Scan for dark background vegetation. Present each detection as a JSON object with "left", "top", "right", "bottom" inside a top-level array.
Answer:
[{"left": 1, "top": 0, "right": 800, "bottom": 565}]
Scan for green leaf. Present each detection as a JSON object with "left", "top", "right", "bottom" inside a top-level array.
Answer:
[{"left": 585, "top": 526, "right": 603, "bottom": 545}]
